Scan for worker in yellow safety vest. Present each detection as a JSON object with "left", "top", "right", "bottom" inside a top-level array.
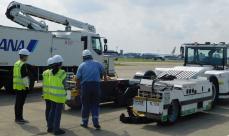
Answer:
[
  {"left": 47, "top": 55, "right": 67, "bottom": 135},
  {"left": 42, "top": 57, "right": 55, "bottom": 129},
  {"left": 13, "top": 48, "right": 31, "bottom": 124}
]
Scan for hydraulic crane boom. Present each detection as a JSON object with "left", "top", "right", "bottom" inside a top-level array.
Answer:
[{"left": 5, "top": 1, "right": 96, "bottom": 32}]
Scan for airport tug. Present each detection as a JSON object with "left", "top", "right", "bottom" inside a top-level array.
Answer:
[
  {"left": 133, "top": 77, "right": 214, "bottom": 124},
  {"left": 122, "top": 42, "right": 229, "bottom": 124}
]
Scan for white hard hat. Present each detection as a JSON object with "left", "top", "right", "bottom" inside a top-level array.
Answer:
[
  {"left": 18, "top": 49, "right": 30, "bottom": 56},
  {"left": 82, "top": 49, "right": 92, "bottom": 57},
  {"left": 47, "top": 57, "right": 54, "bottom": 66},
  {"left": 53, "top": 55, "right": 64, "bottom": 63}
]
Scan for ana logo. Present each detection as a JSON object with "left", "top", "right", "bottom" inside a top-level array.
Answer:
[{"left": 0, "top": 39, "right": 38, "bottom": 52}]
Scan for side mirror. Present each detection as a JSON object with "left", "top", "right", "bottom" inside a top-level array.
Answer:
[
  {"left": 104, "top": 39, "right": 107, "bottom": 44},
  {"left": 103, "top": 38, "right": 108, "bottom": 53},
  {"left": 180, "top": 46, "right": 184, "bottom": 59}
]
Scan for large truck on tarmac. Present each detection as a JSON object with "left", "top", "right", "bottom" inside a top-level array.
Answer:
[
  {"left": 121, "top": 42, "right": 229, "bottom": 124},
  {"left": 0, "top": 1, "right": 129, "bottom": 108}
]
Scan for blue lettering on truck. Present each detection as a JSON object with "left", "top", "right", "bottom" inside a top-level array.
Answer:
[
  {"left": 27, "top": 40, "right": 38, "bottom": 52},
  {"left": 0, "top": 39, "right": 38, "bottom": 52}
]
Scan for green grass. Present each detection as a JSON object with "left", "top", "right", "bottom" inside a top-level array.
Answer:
[
  {"left": 115, "top": 58, "right": 182, "bottom": 63},
  {"left": 114, "top": 58, "right": 183, "bottom": 67},
  {"left": 116, "top": 58, "right": 154, "bottom": 62}
]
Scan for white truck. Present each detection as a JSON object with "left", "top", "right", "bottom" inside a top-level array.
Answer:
[
  {"left": 124, "top": 42, "right": 229, "bottom": 124},
  {"left": 0, "top": 1, "right": 129, "bottom": 107}
]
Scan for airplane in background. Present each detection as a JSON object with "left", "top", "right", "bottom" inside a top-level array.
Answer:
[
  {"left": 103, "top": 50, "right": 119, "bottom": 60},
  {"left": 163, "top": 46, "right": 181, "bottom": 60}
]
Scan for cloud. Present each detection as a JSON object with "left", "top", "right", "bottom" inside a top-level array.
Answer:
[
  {"left": 62, "top": 0, "right": 106, "bottom": 14},
  {"left": 1, "top": 0, "right": 229, "bottom": 54}
]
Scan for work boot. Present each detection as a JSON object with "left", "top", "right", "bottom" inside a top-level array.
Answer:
[
  {"left": 80, "top": 124, "right": 88, "bottom": 128},
  {"left": 94, "top": 125, "right": 101, "bottom": 130},
  {"left": 15, "top": 119, "right": 29, "bottom": 124},
  {"left": 47, "top": 128, "right": 53, "bottom": 133},
  {"left": 54, "top": 129, "right": 65, "bottom": 135}
]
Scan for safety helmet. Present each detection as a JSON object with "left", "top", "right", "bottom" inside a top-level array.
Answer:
[
  {"left": 47, "top": 57, "right": 54, "bottom": 66},
  {"left": 18, "top": 49, "right": 30, "bottom": 56},
  {"left": 53, "top": 55, "right": 64, "bottom": 63},
  {"left": 82, "top": 49, "right": 92, "bottom": 57}
]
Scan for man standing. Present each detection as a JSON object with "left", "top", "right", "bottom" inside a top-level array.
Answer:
[
  {"left": 47, "top": 55, "right": 67, "bottom": 135},
  {"left": 76, "top": 49, "right": 107, "bottom": 130},
  {"left": 13, "top": 48, "right": 31, "bottom": 124},
  {"left": 42, "top": 57, "right": 54, "bottom": 129}
]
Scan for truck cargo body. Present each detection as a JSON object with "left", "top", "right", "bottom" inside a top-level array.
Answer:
[{"left": 0, "top": 25, "right": 107, "bottom": 91}]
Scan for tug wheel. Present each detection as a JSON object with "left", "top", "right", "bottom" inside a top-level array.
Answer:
[
  {"left": 211, "top": 83, "right": 217, "bottom": 107},
  {"left": 143, "top": 70, "right": 156, "bottom": 79},
  {"left": 167, "top": 100, "right": 180, "bottom": 124},
  {"left": 209, "top": 76, "right": 219, "bottom": 104}
]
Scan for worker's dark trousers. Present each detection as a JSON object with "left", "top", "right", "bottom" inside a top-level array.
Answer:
[
  {"left": 45, "top": 99, "right": 52, "bottom": 125},
  {"left": 15, "top": 90, "right": 27, "bottom": 120},
  {"left": 81, "top": 82, "right": 101, "bottom": 126},
  {"left": 48, "top": 101, "right": 63, "bottom": 132}
]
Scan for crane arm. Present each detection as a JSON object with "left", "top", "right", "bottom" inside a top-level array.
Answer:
[{"left": 5, "top": 1, "right": 96, "bottom": 32}]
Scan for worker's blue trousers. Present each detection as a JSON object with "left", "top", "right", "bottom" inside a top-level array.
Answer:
[
  {"left": 48, "top": 101, "right": 63, "bottom": 132},
  {"left": 45, "top": 99, "right": 52, "bottom": 126},
  {"left": 81, "top": 82, "right": 101, "bottom": 126}
]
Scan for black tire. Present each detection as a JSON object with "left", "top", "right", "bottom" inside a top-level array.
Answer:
[
  {"left": 167, "top": 100, "right": 180, "bottom": 124},
  {"left": 65, "top": 97, "right": 81, "bottom": 109},
  {"left": 143, "top": 70, "right": 156, "bottom": 80},
  {"left": 114, "top": 95, "right": 126, "bottom": 107},
  {"left": 211, "top": 83, "right": 217, "bottom": 107},
  {"left": 0, "top": 79, "right": 4, "bottom": 91},
  {"left": 209, "top": 77, "right": 219, "bottom": 104}
]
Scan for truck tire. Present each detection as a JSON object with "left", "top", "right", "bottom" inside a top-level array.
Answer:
[
  {"left": 114, "top": 96, "right": 126, "bottom": 107},
  {"left": 0, "top": 81, "right": 4, "bottom": 92},
  {"left": 65, "top": 97, "right": 81, "bottom": 109},
  {"left": 114, "top": 87, "right": 127, "bottom": 107},
  {"left": 167, "top": 100, "right": 180, "bottom": 124},
  {"left": 0, "top": 77, "right": 4, "bottom": 89}
]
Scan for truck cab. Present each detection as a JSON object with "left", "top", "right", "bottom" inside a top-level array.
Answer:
[
  {"left": 184, "top": 43, "right": 227, "bottom": 69},
  {"left": 155, "top": 42, "right": 229, "bottom": 100},
  {"left": 183, "top": 43, "right": 229, "bottom": 99}
]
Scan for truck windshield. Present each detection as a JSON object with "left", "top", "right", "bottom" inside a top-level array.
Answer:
[
  {"left": 186, "top": 47, "right": 225, "bottom": 66},
  {"left": 92, "top": 37, "right": 102, "bottom": 55}
]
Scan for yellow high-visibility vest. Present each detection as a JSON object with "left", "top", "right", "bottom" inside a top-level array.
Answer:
[
  {"left": 13, "top": 60, "right": 26, "bottom": 91},
  {"left": 48, "top": 69, "right": 66, "bottom": 104},
  {"left": 42, "top": 69, "right": 51, "bottom": 100}
]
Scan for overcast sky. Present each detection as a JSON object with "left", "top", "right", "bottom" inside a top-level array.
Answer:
[{"left": 1, "top": 0, "right": 229, "bottom": 54}]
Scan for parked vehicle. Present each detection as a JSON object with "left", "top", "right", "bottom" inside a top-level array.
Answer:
[
  {"left": 0, "top": 1, "right": 130, "bottom": 107},
  {"left": 121, "top": 42, "right": 229, "bottom": 124}
]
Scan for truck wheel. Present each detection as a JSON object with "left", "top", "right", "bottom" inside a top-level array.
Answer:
[
  {"left": 211, "top": 83, "right": 217, "bottom": 107},
  {"left": 167, "top": 101, "right": 180, "bottom": 124},
  {"left": 65, "top": 97, "right": 81, "bottom": 109},
  {"left": 0, "top": 78, "right": 4, "bottom": 90},
  {"left": 114, "top": 95, "right": 126, "bottom": 107}
]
